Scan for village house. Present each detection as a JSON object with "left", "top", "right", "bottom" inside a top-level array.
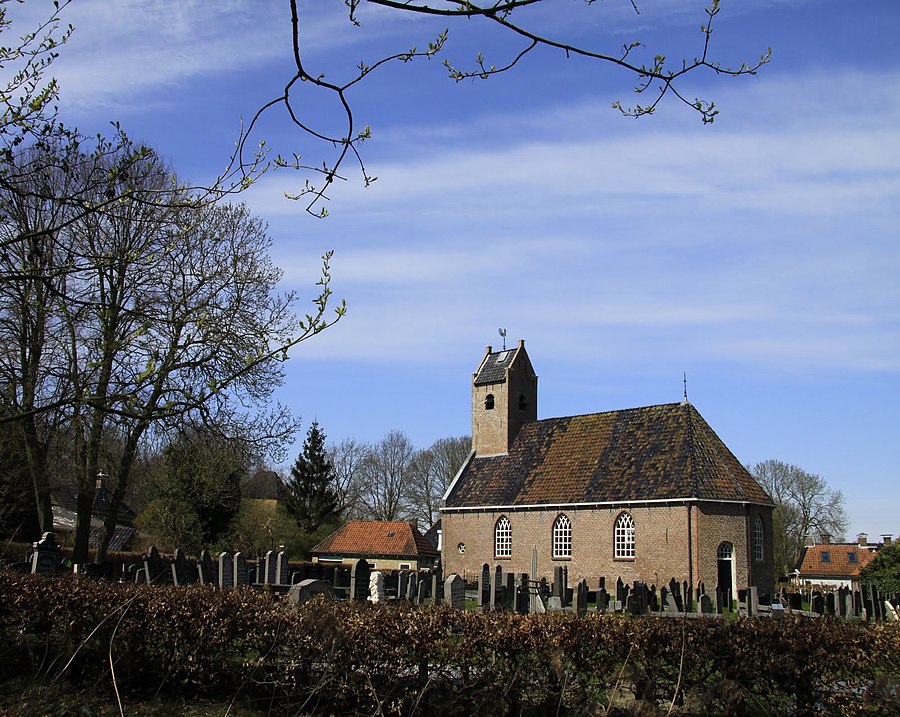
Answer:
[
  {"left": 310, "top": 520, "right": 439, "bottom": 571},
  {"left": 441, "top": 341, "right": 776, "bottom": 594},
  {"left": 793, "top": 532, "right": 887, "bottom": 591}
]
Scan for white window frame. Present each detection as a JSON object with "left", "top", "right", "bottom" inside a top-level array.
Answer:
[
  {"left": 494, "top": 516, "right": 512, "bottom": 557},
  {"left": 614, "top": 512, "right": 635, "bottom": 559},
  {"left": 552, "top": 514, "right": 572, "bottom": 558},
  {"left": 753, "top": 515, "right": 765, "bottom": 561}
]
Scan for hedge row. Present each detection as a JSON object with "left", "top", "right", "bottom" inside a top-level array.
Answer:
[{"left": 1, "top": 571, "right": 898, "bottom": 716}]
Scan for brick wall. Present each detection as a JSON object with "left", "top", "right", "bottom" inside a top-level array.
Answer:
[{"left": 442, "top": 502, "right": 774, "bottom": 591}]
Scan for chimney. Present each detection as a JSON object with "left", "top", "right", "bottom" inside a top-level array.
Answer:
[
  {"left": 820, "top": 534, "right": 831, "bottom": 545},
  {"left": 881, "top": 534, "right": 893, "bottom": 546},
  {"left": 803, "top": 535, "right": 814, "bottom": 547},
  {"left": 857, "top": 532, "right": 868, "bottom": 546}
]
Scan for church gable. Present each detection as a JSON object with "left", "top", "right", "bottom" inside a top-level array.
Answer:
[{"left": 446, "top": 402, "right": 771, "bottom": 508}]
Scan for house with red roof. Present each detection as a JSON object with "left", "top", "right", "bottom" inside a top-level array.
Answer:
[
  {"left": 441, "top": 341, "right": 776, "bottom": 593},
  {"left": 310, "top": 520, "right": 440, "bottom": 571},
  {"left": 794, "top": 535, "right": 880, "bottom": 590}
]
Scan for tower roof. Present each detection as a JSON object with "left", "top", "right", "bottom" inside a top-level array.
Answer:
[
  {"left": 446, "top": 402, "right": 772, "bottom": 508},
  {"left": 474, "top": 347, "right": 518, "bottom": 385}
]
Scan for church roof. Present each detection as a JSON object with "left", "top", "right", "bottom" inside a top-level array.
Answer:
[
  {"left": 311, "top": 521, "right": 440, "bottom": 560},
  {"left": 445, "top": 402, "right": 772, "bottom": 508}
]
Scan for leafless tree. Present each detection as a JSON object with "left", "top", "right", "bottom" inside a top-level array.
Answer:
[
  {"left": 327, "top": 437, "right": 369, "bottom": 520},
  {"left": 750, "top": 459, "right": 849, "bottom": 576},
  {"left": 245, "top": 0, "right": 771, "bottom": 216},
  {"left": 358, "top": 430, "right": 418, "bottom": 522},
  {"left": 405, "top": 435, "right": 470, "bottom": 529}
]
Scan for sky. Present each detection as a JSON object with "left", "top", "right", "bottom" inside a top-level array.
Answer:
[{"left": 7, "top": 0, "right": 899, "bottom": 540}]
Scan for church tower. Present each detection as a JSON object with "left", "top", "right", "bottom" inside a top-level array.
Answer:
[{"left": 471, "top": 339, "right": 537, "bottom": 456}]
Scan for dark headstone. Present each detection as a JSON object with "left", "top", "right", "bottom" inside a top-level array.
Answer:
[
  {"left": 275, "top": 551, "right": 290, "bottom": 585},
  {"left": 30, "top": 532, "right": 60, "bottom": 576},
  {"left": 746, "top": 586, "right": 759, "bottom": 617},
  {"left": 218, "top": 551, "right": 234, "bottom": 590},
  {"left": 699, "top": 593, "right": 713, "bottom": 614},
  {"left": 576, "top": 580, "right": 588, "bottom": 618},
  {"left": 788, "top": 592, "right": 803, "bottom": 611},
  {"left": 516, "top": 573, "right": 530, "bottom": 614},
  {"left": 407, "top": 572, "right": 418, "bottom": 601},
  {"left": 811, "top": 592, "right": 824, "bottom": 615},
  {"left": 824, "top": 591, "right": 836, "bottom": 616},
  {"left": 144, "top": 546, "right": 171, "bottom": 585},
  {"left": 493, "top": 566, "right": 503, "bottom": 608},
  {"left": 417, "top": 579, "right": 427, "bottom": 604},
  {"left": 596, "top": 587, "right": 610, "bottom": 613},
  {"left": 197, "top": 549, "right": 216, "bottom": 586},
  {"left": 171, "top": 548, "right": 196, "bottom": 586},
  {"left": 350, "top": 559, "right": 371, "bottom": 602},
  {"left": 233, "top": 552, "right": 248, "bottom": 588},
  {"left": 616, "top": 577, "right": 625, "bottom": 604},
  {"left": 398, "top": 571, "right": 409, "bottom": 601},
  {"left": 553, "top": 566, "right": 564, "bottom": 598},
  {"left": 263, "top": 551, "right": 277, "bottom": 585},
  {"left": 503, "top": 572, "right": 517, "bottom": 611},
  {"left": 479, "top": 564, "right": 491, "bottom": 609}
]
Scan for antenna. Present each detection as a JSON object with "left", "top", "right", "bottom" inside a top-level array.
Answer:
[
  {"left": 682, "top": 372, "right": 689, "bottom": 404},
  {"left": 498, "top": 327, "right": 507, "bottom": 351}
]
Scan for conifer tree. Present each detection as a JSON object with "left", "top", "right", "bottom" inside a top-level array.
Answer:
[{"left": 286, "top": 421, "right": 340, "bottom": 533}]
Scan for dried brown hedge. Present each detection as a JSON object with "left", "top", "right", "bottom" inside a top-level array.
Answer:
[{"left": 1, "top": 571, "right": 898, "bottom": 716}]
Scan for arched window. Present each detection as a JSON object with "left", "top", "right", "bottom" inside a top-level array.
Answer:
[
  {"left": 484, "top": 393, "right": 495, "bottom": 410},
  {"left": 494, "top": 516, "right": 511, "bottom": 557},
  {"left": 552, "top": 514, "right": 572, "bottom": 558},
  {"left": 717, "top": 542, "right": 733, "bottom": 560},
  {"left": 753, "top": 515, "right": 765, "bottom": 561},
  {"left": 614, "top": 512, "right": 635, "bottom": 559}
]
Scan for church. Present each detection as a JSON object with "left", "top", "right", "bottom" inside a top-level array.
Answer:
[{"left": 440, "top": 341, "right": 776, "bottom": 594}]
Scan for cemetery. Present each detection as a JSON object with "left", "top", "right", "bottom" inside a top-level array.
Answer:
[{"left": 0, "top": 532, "right": 898, "bottom": 715}]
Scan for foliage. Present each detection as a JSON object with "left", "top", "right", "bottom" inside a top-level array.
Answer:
[
  {"left": 2, "top": 571, "right": 898, "bottom": 716},
  {"left": 750, "top": 459, "right": 849, "bottom": 576},
  {"left": 860, "top": 542, "right": 900, "bottom": 596},
  {"left": 285, "top": 421, "right": 340, "bottom": 533},
  {"left": 136, "top": 431, "right": 247, "bottom": 553}
]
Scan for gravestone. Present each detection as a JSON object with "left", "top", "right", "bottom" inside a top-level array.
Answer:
[
  {"left": 407, "top": 572, "right": 418, "bottom": 601},
  {"left": 263, "top": 551, "right": 277, "bottom": 585},
  {"left": 275, "top": 551, "right": 290, "bottom": 585},
  {"left": 431, "top": 568, "right": 443, "bottom": 604},
  {"left": 884, "top": 601, "right": 899, "bottom": 622},
  {"left": 30, "top": 532, "right": 60, "bottom": 576},
  {"left": 197, "top": 549, "right": 216, "bottom": 586},
  {"left": 350, "top": 559, "right": 371, "bottom": 601},
  {"left": 596, "top": 587, "right": 610, "bottom": 613},
  {"left": 824, "top": 591, "right": 836, "bottom": 616},
  {"left": 575, "top": 580, "right": 587, "bottom": 618},
  {"left": 479, "top": 564, "right": 491, "bottom": 609},
  {"left": 417, "top": 579, "right": 428, "bottom": 604},
  {"left": 171, "top": 548, "right": 196, "bottom": 586},
  {"left": 368, "top": 571, "right": 385, "bottom": 603},
  {"left": 218, "top": 551, "right": 234, "bottom": 590},
  {"left": 811, "top": 592, "right": 824, "bottom": 615},
  {"left": 398, "top": 571, "right": 409, "bottom": 601},
  {"left": 871, "top": 585, "right": 883, "bottom": 621},
  {"left": 841, "top": 589, "right": 853, "bottom": 619},
  {"left": 444, "top": 573, "right": 465, "bottom": 610},
  {"left": 384, "top": 571, "right": 398, "bottom": 598},
  {"left": 144, "top": 546, "right": 171, "bottom": 585},
  {"left": 233, "top": 552, "right": 248, "bottom": 588},
  {"left": 287, "top": 579, "right": 333, "bottom": 606},
  {"left": 746, "top": 586, "right": 759, "bottom": 617},
  {"left": 516, "top": 573, "right": 530, "bottom": 614},
  {"left": 616, "top": 577, "right": 626, "bottom": 605},
  {"left": 788, "top": 592, "right": 803, "bottom": 611},
  {"left": 503, "top": 572, "right": 517, "bottom": 611},
  {"left": 699, "top": 593, "right": 713, "bottom": 614},
  {"left": 552, "top": 566, "right": 563, "bottom": 599},
  {"left": 493, "top": 566, "right": 503, "bottom": 609},
  {"left": 134, "top": 567, "right": 147, "bottom": 584}
]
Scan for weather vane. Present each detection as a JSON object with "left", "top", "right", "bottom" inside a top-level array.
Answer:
[{"left": 498, "top": 328, "right": 507, "bottom": 351}]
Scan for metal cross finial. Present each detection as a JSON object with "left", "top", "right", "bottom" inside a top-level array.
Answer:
[{"left": 498, "top": 327, "right": 507, "bottom": 351}]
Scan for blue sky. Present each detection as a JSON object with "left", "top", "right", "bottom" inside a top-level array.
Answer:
[{"left": 11, "top": 1, "right": 899, "bottom": 540}]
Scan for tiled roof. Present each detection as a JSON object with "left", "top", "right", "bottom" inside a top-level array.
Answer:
[
  {"left": 796, "top": 543, "right": 876, "bottom": 579},
  {"left": 445, "top": 402, "right": 772, "bottom": 507},
  {"left": 474, "top": 349, "right": 517, "bottom": 386},
  {"left": 311, "top": 521, "right": 440, "bottom": 559}
]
